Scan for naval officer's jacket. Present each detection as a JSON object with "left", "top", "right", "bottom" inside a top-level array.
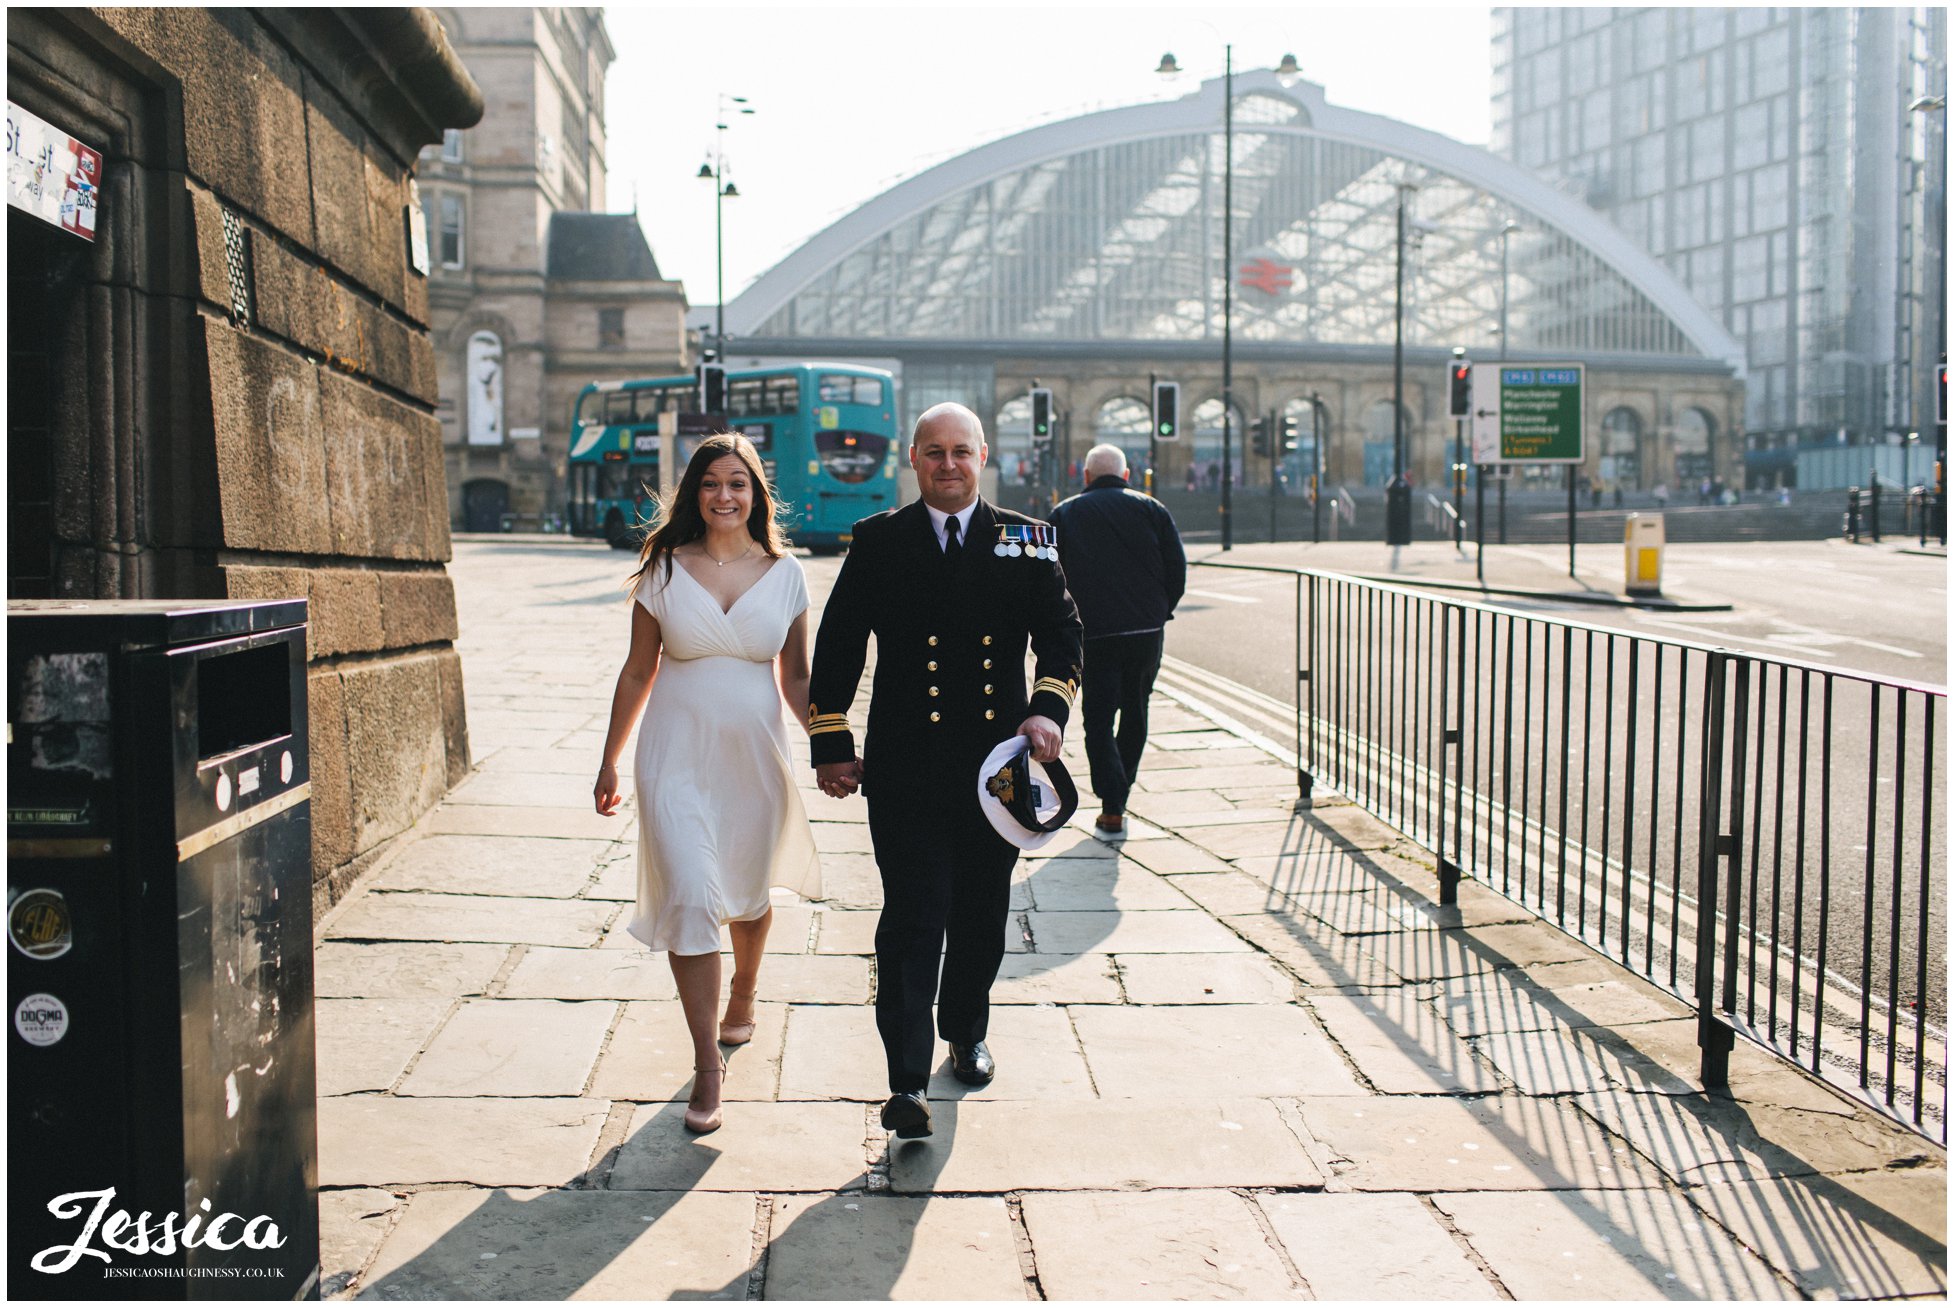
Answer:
[{"left": 808, "top": 497, "right": 1083, "bottom": 790}]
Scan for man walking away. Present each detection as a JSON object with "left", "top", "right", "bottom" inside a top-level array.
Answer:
[{"left": 1049, "top": 445, "right": 1186, "bottom": 835}]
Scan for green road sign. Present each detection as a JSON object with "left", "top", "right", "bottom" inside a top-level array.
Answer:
[{"left": 1470, "top": 364, "right": 1584, "bottom": 465}]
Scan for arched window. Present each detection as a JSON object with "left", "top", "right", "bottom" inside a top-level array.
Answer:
[
  {"left": 994, "top": 396, "right": 1033, "bottom": 486},
  {"left": 1094, "top": 396, "right": 1152, "bottom": 478},
  {"left": 1601, "top": 406, "right": 1642, "bottom": 490},
  {"left": 1362, "top": 399, "right": 1405, "bottom": 487},
  {"left": 1674, "top": 407, "right": 1716, "bottom": 486},
  {"left": 1191, "top": 397, "right": 1247, "bottom": 488}
]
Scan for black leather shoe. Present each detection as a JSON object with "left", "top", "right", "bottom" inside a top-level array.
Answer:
[
  {"left": 948, "top": 1041, "right": 995, "bottom": 1086},
  {"left": 880, "top": 1091, "right": 931, "bottom": 1139}
]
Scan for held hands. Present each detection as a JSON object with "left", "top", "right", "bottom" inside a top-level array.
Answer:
[
  {"left": 594, "top": 762, "right": 622, "bottom": 816},
  {"left": 1018, "top": 715, "right": 1062, "bottom": 763},
  {"left": 816, "top": 758, "right": 864, "bottom": 799}
]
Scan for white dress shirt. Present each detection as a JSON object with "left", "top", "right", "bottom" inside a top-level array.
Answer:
[{"left": 926, "top": 501, "right": 978, "bottom": 552}]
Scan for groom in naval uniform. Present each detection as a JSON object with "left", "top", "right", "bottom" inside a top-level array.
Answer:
[{"left": 809, "top": 402, "right": 1083, "bottom": 1139}]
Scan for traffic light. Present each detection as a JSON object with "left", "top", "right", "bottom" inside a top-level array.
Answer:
[
  {"left": 698, "top": 361, "right": 727, "bottom": 415},
  {"left": 1029, "top": 388, "right": 1054, "bottom": 445},
  {"left": 1278, "top": 415, "right": 1300, "bottom": 452},
  {"left": 1151, "top": 380, "right": 1180, "bottom": 440},
  {"left": 1937, "top": 359, "right": 1947, "bottom": 426},
  {"left": 1250, "top": 416, "right": 1271, "bottom": 458},
  {"left": 1448, "top": 359, "right": 1473, "bottom": 418}
]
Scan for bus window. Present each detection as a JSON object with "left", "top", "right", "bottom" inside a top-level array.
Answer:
[
  {"left": 605, "top": 391, "right": 636, "bottom": 424},
  {"left": 734, "top": 421, "right": 772, "bottom": 452},
  {"left": 598, "top": 459, "right": 645, "bottom": 501},
  {"left": 819, "top": 374, "right": 885, "bottom": 407},
  {"left": 635, "top": 387, "right": 682, "bottom": 421},
  {"left": 815, "top": 429, "right": 889, "bottom": 484},
  {"left": 727, "top": 375, "right": 800, "bottom": 417}
]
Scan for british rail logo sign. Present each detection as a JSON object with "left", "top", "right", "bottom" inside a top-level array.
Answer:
[{"left": 7, "top": 101, "right": 101, "bottom": 242}]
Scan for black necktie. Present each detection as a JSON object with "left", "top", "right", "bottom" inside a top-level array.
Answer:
[{"left": 944, "top": 513, "right": 962, "bottom": 559}]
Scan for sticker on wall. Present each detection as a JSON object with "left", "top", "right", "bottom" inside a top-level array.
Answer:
[
  {"left": 818, "top": 407, "right": 839, "bottom": 430},
  {"left": 9, "top": 889, "right": 73, "bottom": 961},
  {"left": 6, "top": 101, "right": 101, "bottom": 242},
  {"left": 15, "top": 993, "right": 69, "bottom": 1047}
]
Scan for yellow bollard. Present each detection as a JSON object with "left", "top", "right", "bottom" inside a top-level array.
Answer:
[{"left": 1624, "top": 512, "right": 1665, "bottom": 595}]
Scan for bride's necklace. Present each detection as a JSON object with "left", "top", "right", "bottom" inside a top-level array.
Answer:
[{"left": 704, "top": 539, "right": 756, "bottom": 567}]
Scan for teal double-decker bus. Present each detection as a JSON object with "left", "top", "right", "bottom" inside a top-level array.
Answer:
[{"left": 567, "top": 363, "right": 899, "bottom": 552}]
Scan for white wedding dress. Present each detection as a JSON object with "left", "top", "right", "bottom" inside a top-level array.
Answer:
[{"left": 626, "top": 554, "right": 821, "bottom": 953}]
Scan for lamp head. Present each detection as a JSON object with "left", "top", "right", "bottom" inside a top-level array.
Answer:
[
  {"left": 696, "top": 161, "right": 714, "bottom": 180},
  {"left": 1155, "top": 52, "right": 1182, "bottom": 76},
  {"left": 721, "top": 181, "right": 740, "bottom": 199},
  {"left": 1275, "top": 53, "right": 1300, "bottom": 78}
]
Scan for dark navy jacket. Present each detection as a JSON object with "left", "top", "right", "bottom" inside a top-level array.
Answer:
[{"left": 1047, "top": 476, "right": 1187, "bottom": 639}]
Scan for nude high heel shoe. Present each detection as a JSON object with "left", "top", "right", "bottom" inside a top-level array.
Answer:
[
  {"left": 684, "top": 1061, "right": 725, "bottom": 1134},
  {"left": 718, "top": 988, "right": 759, "bottom": 1047}
]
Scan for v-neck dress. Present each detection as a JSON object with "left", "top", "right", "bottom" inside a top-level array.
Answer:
[{"left": 626, "top": 554, "right": 821, "bottom": 954}]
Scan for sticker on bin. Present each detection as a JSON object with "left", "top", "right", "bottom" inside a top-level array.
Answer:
[
  {"left": 15, "top": 993, "right": 69, "bottom": 1047},
  {"left": 10, "top": 888, "right": 73, "bottom": 960}
]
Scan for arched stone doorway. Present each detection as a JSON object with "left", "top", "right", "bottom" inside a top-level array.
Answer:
[
  {"left": 1094, "top": 396, "right": 1152, "bottom": 480},
  {"left": 1601, "top": 406, "right": 1643, "bottom": 490},
  {"left": 462, "top": 478, "right": 510, "bottom": 533},
  {"left": 1191, "top": 398, "right": 1248, "bottom": 491},
  {"left": 1674, "top": 407, "right": 1716, "bottom": 489}
]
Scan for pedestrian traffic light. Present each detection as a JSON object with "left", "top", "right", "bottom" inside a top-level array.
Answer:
[
  {"left": 1448, "top": 359, "right": 1473, "bottom": 418},
  {"left": 1029, "top": 388, "right": 1054, "bottom": 445},
  {"left": 1938, "top": 359, "right": 1947, "bottom": 426},
  {"left": 1151, "top": 380, "right": 1180, "bottom": 440},
  {"left": 1250, "top": 417, "right": 1271, "bottom": 458},
  {"left": 698, "top": 361, "right": 727, "bottom": 416},
  {"left": 1278, "top": 416, "right": 1299, "bottom": 453}
]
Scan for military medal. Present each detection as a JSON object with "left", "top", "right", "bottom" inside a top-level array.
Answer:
[{"left": 994, "top": 525, "right": 1009, "bottom": 557}]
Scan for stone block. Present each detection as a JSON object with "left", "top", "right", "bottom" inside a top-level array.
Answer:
[
  {"left": 989, "top": 952, "right": 1124, "bottom": 1004},
  {"left": 319, "top": 369, "right": 445, "bottom": 561},
  {"left": 609, "top": 1099, "right": 869, "bottom": 1192},
  {"left": 766, "top": 1194, "right": 1025, "bottom": 1300},
  {"left": 185, "top": 183, "right": 235, "bottom": 307},
  {"left": 300, "top": 77, "right": 397, "bottom": 305},
  {"left": 220, "top": 564, "right": 314, "bottom": 656},
  {"left": 1434, "top": 1187, "right": 1799, "bottom": 1300},
  {"left": 1113, "top": 953, "right": 1296, "bottom": 1004},
  {"left": 202, "top": 324, "right": 334, "bottom": 554},
  {"left": 886, "top": 1098, "right": 1322, "bottom": 1192},
  {"left": 326, "top": 890, "right": 611, "bottom": 948},
  {"left": 433, "top": 646, "right": 471, "bottom": 787},
  {"left": 306, "top": 567, "right": 385, "bottom": 657},
  {"left": 307, "top": 666, "right": 355, "bottom": 873},
  {"left": 501, "top": 947, "right": 679, "bottom": 1001},
  {"left": 340, "top": 652, "right": 451, "bottom": 853},
  {"left": 249, "top": 232, "right": 331, "bottom": 356},
  {"left": 1071, "top": 1004, "right": 1362, "bottom": 1098},
  {"left": 356, "top": 1188, "right": 755, "bottom": 1300},
  {"left": 400, "top": 997, "right": 615, "bottom": 1097},
  {"left": 96, "top": 8, "right": 314, "bottom": 243},
  {"left": 317, "top": 1096, "right": 607, "bottom": 1187},
  {"left": 370, "top": 833, "right": 608, "bottom": 897},
  {"left": 1257, "top": 1192, "right": 1499, "bottom": 1300},
  {"left": 377, "top": 568, "right": 459, "bottom": 647},
  {"left": 314, "top": 996, "right": 451, "bottom": 1095},
  {"left": 1024, "top": 1190, "right": 1301, "bottom": 1300}
]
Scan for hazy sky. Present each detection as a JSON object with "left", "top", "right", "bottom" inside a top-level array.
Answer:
[{"left": 605, "top": 4, "right": 1493, "bottom": 310}]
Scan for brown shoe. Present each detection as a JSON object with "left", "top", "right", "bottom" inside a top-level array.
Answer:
[{"left": 1094, "top": 813, "right": 1124, "bottom": 833}]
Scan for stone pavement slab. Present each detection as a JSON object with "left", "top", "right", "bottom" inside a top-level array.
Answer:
[
  {"left": 1430, "top": 960, "right": 1691, "bottom": 1038},
  {"left": 500, "top": 945, "right": 680, "bottom": 1000},
  {"left": 601, "top": 902, "right": 813, "bottom": 953},
  {"left": 589, "top": 1000, "right": 786, "bottom": 1102},
  {"left": 887, "top": 1098, "right": 1323, "bottom": 1192},
  {"left": 1113, "top": 952, "right": 1296, "bottom": 1003},
  {"left": 318, "top": 1188, "right": 400, "bottom": 1298},
  {"left": 1019, "top": 856, "right": 1191, "bottom": 911},
  {"left": 327, "top": 891, "right": 612, "bottom": 948},
  {"left": 318, "top": 1096, "right": 607, "bottom": 1187},
  {"left": 369, "top": 832, "right": 613, "bottom": 897},
  {"left": 1215, "top": 912, "right": 1408, "bottom": 989},
  {"left": 424, "top": 803, "right": 626, "bottom": 841},
  {"left": 1295, "top": 1094, "right": 1665, "bottom": 1191},
  {"left": 1163, "top": 869, "right": 1296, "bottom": 916},
  {"left": 1019, "top": 1189, "right": 1300, "bottom": 1299},
  {"left": 1118, "top": 838, "right": 1235, "bottom": 874},
  {"left": 1070, "top": 1005, "right": 1363, "bottom": 1098},
  {"left": 1020, "top": 908, "right": 1251, "bottom": 954},
  {"left": 399, "top": 997, "right": 616, "bottom": 1097},
  {"left": 313, "top": 940, "right": 509, "bottom": 999},
  {"left": 314, "top": 997, "right": 453, "bottom": 1095},
  {"left": 354, "top": 1187, "right": 755, "bottom": 1300},
  {"left": 780, "top": 1003, "right": 1094, "bottom": 1102},
  {"left": 608, "top": 1099, "right": 870, "bottom": 1192},
  {"left": 444, "top": 770, "right": 610, "bottom": 809},
  {"left": 764, "top": 1193, "right": 1025, "bottom": 1300},
  {"left": 1434, "top": 1186, "right": 1800, "bottom": 1299},
  {"left": 1255, "top": 1192, "right": 1499, "bottom": 1300},
  {"left": 1306, "top": 991, "right": 1503, "bottom": 1094},
  {"left": 989, "top": 952, "right": 1124, "bottom": 1003}
]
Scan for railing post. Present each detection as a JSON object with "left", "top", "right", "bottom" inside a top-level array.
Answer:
[
  {"left": 1296, "top": 572, "right": 1314, "bottom": 806},
  {"left": 1694, "top": 649, "right": 1738, "bottom": 1090},
  {"left": 1436, "top": 603, "right": 1463, "bottom": 905}
]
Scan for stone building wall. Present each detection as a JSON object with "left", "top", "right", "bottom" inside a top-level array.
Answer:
[{"left": 6, "top": 8, "right": 483, "bottom": 913}]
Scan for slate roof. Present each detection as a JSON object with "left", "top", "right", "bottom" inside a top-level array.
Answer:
[{"left": 546, "top": 212, "right": 662, "bottom": 281}]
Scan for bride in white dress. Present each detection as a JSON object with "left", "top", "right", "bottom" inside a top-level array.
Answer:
[{"left": 594, "top": 433, "right": 821, "bottom": 1133}]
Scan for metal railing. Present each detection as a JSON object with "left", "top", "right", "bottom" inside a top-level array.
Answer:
[
  {"left": 1195, "top": 559, "right": 1948, "bottom": 1139},
  {"left": 1424, "top": 493, "right": 1465, "bottom": 549}
]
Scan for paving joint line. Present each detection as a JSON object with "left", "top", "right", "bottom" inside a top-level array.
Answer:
[
  {"left": 1004, "top": 1193, "right": 1048, "bottom": 1300},
  {"left": 1417, "top": 1192, "right": 1514, "bottom": 1299}
]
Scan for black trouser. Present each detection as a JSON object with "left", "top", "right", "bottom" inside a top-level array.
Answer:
[
  {"left": 866, "top": 787, "right": 1016, "bottom": 1093},
  {"left": 1080, "top": 630, "right": 1165, "bottom": 816}
]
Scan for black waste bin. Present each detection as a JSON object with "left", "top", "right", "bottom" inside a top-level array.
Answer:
[{"left": 8, "top": 599, "right": 319, "bottom": 1300}]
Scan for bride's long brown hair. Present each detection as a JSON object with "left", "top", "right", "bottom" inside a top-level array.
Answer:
[{"left": 627, "top": 432, "right": 791, "bottom": 589}]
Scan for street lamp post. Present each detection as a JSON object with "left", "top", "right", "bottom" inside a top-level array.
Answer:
[
  {"left": 1909, "top": 93, "right": 1946, "bottom": 544},
  {"left": 1385, "top": 181, "right": 1416, "bottom": 546},
  {"left": 698, "top": 94, "right": 753, "bottom": 358},
  {"left": 1496, "top": 218, "right": 1519, "bottom": 545}
]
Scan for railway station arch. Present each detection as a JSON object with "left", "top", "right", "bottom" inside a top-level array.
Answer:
[{"left": 715, "top": 70, "right": 1744, "bottom": 503}]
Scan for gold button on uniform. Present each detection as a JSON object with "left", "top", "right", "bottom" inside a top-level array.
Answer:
[
  {"left": 982, "top": 635, "right": 993, "bottom": 646},
  {"left": 928, "top": 686, "right": 939, "bottom": 697},
  {"left": 928, "top": 636, "right": 939, "bottom": 646},
  {"left": 984, "top": 684, "right": 993, "bottom": 695},
  {"left": 927, "top": 660, "right": 937, "bottom": 671},
  {"left": 985, "top": 709, "right": 995, "bottom": 720},
  {"left": 982, "top": 658, "right": 992, "bottom": 669},
  {"left": 930, "top": 712, "right": 941, "bottom": 722}
]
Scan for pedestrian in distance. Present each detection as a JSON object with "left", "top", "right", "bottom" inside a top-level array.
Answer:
[
  {"left": 808, "top": 403, "right": 1083, "bottom": 1141},
  {"left": 1048, "top": 444, "right": 1187, "bottom": 835},
  {"left": 1652, "top": 481, "right": 1669, "bottom": 509},
  {"left": 594, "top": 433, "right": 822, "bottom": 1135}
]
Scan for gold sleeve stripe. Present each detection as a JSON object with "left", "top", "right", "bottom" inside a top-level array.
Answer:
[
  {"left": 809, "top": 721, "right": 852, "bottom": 736},
  {"left": 1033, "top": 677, "right": 1078, "bottom": 705},
  {"left": 808, "top": 712, "right": 849, "bottom": 724}
]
